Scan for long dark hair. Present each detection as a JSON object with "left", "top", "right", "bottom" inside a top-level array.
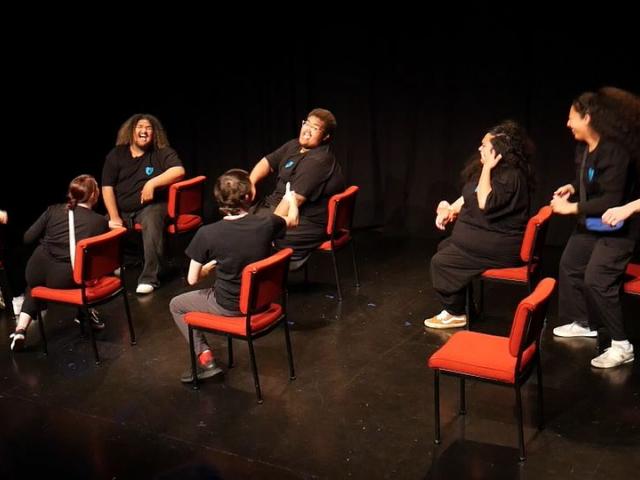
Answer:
[{"left": 461, "top": 120, "right": 536, "bottom": 193}]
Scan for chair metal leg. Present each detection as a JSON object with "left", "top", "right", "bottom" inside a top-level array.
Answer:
[
  {"left": 331, "top": 250, "right": 343, "bottom": 302},
  {"left": 247, "top": 337, "right": 263, "bottom": 404},
  {"left": 350, "top": 241, "right": 360, "bottom": 288},
  {"left": 37, "top": 310, "right": 48, "bottom": 355},
  {"left": 515, "top": 384, "right": 526, "bottom": 461},
  {"left": 227, "top": 336, "right": 234, "bottom": 368},
  {"left": 434, "top": 370, "right": 441, "bottom": 444},
  {"left": 459, "top": 378, "right": 466, "bottom": 415},
  {"left": 188, "top": 327, "right": 199, "bottom": 390},
  {"left": 122, "top": 291, "right": 136, "bottom": 345},
  {"left": 536, "top": 362, "right": 545, "bottom": 430},
  {"left": 88, "top": 315, "right": 100, "bottom": 365},
  {"left": 283, "top": 318, "right": 296, "bottom": 380}
]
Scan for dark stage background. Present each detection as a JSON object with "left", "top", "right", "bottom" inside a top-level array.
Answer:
[{"left": 5, "top": 28, "right": 639, "bottom": 246}]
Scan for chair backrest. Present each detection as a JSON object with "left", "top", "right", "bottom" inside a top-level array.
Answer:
[
  {"left": 508, "top": 277, "right": 556, "bottom": 358},
  {"left": 520, "top": 205, "right": 553, "bottom": 266},
  {"left": 326, "top": 185, "right": 359, "bottom": 237},
  {"left": 167, "top": 176, "right": 206, "bottom": 220},
  {"left": 74, "top": 228, "right": 126, "bottom": 285},
  {"left": 239, "top": 248, "right": 293, "bottom": 314}
]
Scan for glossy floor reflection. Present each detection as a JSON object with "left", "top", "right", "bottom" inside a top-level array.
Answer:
[{"left": 1, "top": 233, "right": 639, "bottom": 479}]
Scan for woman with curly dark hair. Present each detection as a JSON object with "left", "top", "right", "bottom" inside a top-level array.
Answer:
[
  {"left": 424, "top": 120, "right": 535, "bottom": 329},
  {"left": 551, "top": 87, "right": 640, "bottom": 369}
]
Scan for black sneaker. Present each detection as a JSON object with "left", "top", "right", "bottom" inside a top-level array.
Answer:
[
  {"left": 9, "top": 329, "right": 26, "bottom": 351},
  {"left": 180, "top": 361, "right": 224, "bottom": 383},
  {"left": 74, "top": 308, "right": 105, "bottom": 330}
]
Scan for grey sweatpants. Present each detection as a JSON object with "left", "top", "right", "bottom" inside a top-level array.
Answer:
[{"left": 170, "top": 288, "right": 241, "bottom": 355}]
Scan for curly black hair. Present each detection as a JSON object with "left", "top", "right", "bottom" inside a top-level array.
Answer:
[
  {"left": 461, "top": 120, "right": 536, "bottom": 193},
  {"left": 573, "top": 87, "right": 640, "bottom": 165}
]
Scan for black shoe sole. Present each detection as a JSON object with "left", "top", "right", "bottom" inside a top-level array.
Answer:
[{"left": 180, "top": 367, "right": 224, "bottom": 383}]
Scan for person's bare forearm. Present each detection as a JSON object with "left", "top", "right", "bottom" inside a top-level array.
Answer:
[{"left": 250, "top": 158, "right": 272, "bottom": 186}]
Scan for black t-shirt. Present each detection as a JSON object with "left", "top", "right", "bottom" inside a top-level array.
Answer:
[
  {"left": 102, "top": 145, "right": 183, "bottom": 213},
  {"left": 264, "top": 139, "right": 345, "bottom": 224},
  {"left": 185, "top": 214, "right": 287, "bottom": 311},
  {"left": 451, "top": 165, "right": 530, "bottom": 262},
  {"left": 24, "top": 204, "right": 109, "bottom": 262}
]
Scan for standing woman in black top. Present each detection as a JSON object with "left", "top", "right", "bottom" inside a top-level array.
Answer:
[
  {"left": 551, "top": 87, "right": 640, "bottom": 369},
  {"left": 9, "top": 175, "right": 109, "bottom": 351},
  {"left": 424, "top": 121, "right": 535, "bottom": 329}
]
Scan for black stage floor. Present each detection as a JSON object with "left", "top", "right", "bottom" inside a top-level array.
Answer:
[{"left": 1, "top": 232, "right": 639, "bottom": 479}]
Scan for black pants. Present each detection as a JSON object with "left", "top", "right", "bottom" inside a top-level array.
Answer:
[
  {"left": 251, "top": 201, "right": 325, "bottom": 261},
  {"left": 122, "top": 202, "right": 167, "bottom": 286},
  {"left": 559, "top": 232, "right": 635, "bottom": 341},
  {"left": 430, "top": 238, "right": 521, "bottom": 315},
  {"left": 22, "top": 246, "right": 77, "bottom": 318}
]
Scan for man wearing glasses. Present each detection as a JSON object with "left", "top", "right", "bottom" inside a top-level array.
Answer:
[{"left": 250, "top": 108, "right": 344, "bottom": 268}]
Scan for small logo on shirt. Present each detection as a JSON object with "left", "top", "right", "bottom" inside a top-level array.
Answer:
[
  {"left": 145, "top": 166, "right": 155, "bottom": 176},
  {"left": 284, "top": 160, "right": 295, "bottom": 169},
  {"left": 587, "top": 167, "right": 595, "bottom": 182}
]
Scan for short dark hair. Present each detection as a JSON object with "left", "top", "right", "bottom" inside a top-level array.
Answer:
[
  {"left": 307, "top": 108, "right": 337, "bottom": 137},
  {"left": 214, "top": 169, "right": 252, "bottom": 216}
]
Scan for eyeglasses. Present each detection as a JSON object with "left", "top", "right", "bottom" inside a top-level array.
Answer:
[{"left": 301, "top": 119, "right": 323, "bottom": 134}]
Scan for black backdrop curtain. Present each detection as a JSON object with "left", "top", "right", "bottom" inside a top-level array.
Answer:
[{"left": 5, "top": 28, "right": 639, "bottom": 246}]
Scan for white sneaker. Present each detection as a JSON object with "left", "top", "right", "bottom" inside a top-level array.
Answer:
[
  {"left": 591, "top": 345, "right": 634, "bottom": 368},
  {"left": 136, "top": 283, "right": 155, "bottom": 294},
  {"left": 12, "top": 295, "right": 24, "bottom": 316},
  {"left": 424, "top": 310, "right": 467, "bottom": 329},
  {"left": 553, "top": 322, "right": 597, "bottom": 338},
  {"left": 114, "top": 267, "right": 121, "bottom": 278}
]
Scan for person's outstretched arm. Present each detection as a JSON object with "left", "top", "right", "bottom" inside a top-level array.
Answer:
[{"left": 602, "top": 198, "right": 640, "bottom": 226}]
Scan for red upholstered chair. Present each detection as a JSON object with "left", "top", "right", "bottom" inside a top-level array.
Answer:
[
  {"left": 428, "top": 277, "right": 556, "bottom": 461},
  {"left": 304, "top": 185, "right": 360, "bottom": 302},
  {"left": 624, "top": 263, "right": 640, "bottom": 296},
  {"left": 134, "top": 175, "right": 206, "bottom": 236},
  {"left": 184, "top": 248, "right": 295, "bottom": 403},
  {"left": 30, "top": 228, "right": 136, "bottom": 364},
  {"left": 475, "top": 206, "right": 553, "bottom": 318}
]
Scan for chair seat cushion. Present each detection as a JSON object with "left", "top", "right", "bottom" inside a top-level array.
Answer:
[
  {"left": 626, "top": 263, "right": 640, "bottom": 277},
  {"left": 482, "top": 266, "right": 528, "bottom": 283},
  {"left": 134, "top": 214, "right": 203, "bottom": 234},
  {"left": 624, "top": 278, "right": 640, "bottom": 295},
  {"left": 168, "top": 214, "right": 203, "bottom": 234},
  {"left": 428, "top": 331, "right": 536, "bottom": 383},
  {"left": 318, "top": 230, "right": 351, "bottom": 251},
  {"left": 184, "top": 304, "right": 283, "bottom": 336},
  {"left": 31, "top": 276, "right": 122, "bottom": 305}
]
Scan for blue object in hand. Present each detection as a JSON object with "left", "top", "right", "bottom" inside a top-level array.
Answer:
[{"left": 585, "top": 217, "right": 624, "bottom": 232}]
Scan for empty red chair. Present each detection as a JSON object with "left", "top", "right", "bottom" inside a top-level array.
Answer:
[{"left": 428, "top": 277, "right": 556, "bottom": 461}]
